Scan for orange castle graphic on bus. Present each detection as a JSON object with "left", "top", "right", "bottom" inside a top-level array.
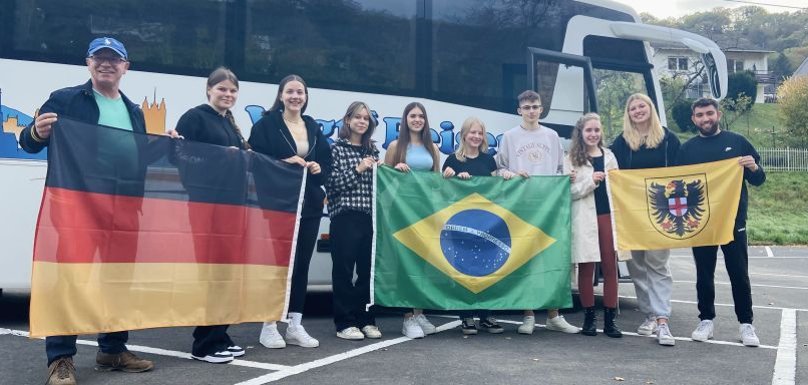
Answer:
[
  {"left": 142, "top": 93, "right": 167, "bottom": 135},
  {"left": 2, "top": 89, "right": 168, "bottom": 159}
]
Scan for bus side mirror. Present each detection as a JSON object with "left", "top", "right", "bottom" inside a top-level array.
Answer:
[{"left": 702, "top": 52, "right": 723, "bottom": 99}]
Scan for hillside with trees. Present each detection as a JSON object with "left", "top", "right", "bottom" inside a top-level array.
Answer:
[{"left": 641, "top": 6, "right": 808, "bottom": 78}]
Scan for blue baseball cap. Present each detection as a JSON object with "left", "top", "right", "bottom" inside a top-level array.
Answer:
[{"left": 87, "top": 37, "right": 128, "bottom": 60}]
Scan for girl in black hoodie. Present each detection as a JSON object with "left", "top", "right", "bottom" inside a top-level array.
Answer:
[{"left": 248, "top": 74, "right": 331, "bottom": 349}]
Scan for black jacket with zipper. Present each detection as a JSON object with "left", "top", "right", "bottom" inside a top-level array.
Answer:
[{"left": 248, "top": 109, "right": 331, "bottom": 219}]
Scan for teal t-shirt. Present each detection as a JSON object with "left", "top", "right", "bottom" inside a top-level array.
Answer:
[{"left": 94, "top": 90, "right": 139, "bottom": 183}]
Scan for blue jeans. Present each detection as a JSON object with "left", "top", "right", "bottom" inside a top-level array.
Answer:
[
  {"left": 458, "top": 310, "right": 491, "bottom": 320},
  {"left": 46, "top": 332, "right": 128, "bottom": 366}
]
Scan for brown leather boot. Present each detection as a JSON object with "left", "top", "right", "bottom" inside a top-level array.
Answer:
[
  {"left": 46, "top": 357, "right": 76, "bottom": 385},
  {"left": 95, "top": 351, "right": 154, "bottom": 373}
]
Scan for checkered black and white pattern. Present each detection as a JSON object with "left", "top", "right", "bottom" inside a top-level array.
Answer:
[{"left": 326, "top": 139, "right": 379, "bottom": 218}]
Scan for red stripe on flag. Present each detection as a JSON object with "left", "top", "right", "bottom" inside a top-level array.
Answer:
[{"left": 34, "top": 187, "right": 295, "bottom": 266}]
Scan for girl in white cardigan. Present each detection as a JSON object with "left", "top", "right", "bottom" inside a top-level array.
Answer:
[{"left": 564, "top": 113, "right": 622, "bottom": 338}]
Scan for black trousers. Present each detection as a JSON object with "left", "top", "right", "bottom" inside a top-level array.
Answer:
[
  {"left": 692, "top": 227, "right": 753, "bottom": 324},
  {"left": 330, "top": 211, "right": 375, "bottom": 331},
  {"left": 192, "top": 325, "right": 233, "bottom": 356},
  {"left": 289, "top": 216, "right": 321, "bottom": 313}
]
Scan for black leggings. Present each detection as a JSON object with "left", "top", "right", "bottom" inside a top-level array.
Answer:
[{"left": 288, "top": 216, "right": 321, "bottom": 313}]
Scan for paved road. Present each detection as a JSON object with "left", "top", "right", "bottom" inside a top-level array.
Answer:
[{"left": 1, "top": 246, "right": 805, "bottom": 385}]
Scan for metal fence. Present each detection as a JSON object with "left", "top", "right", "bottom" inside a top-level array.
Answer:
[{"left": 758, "top": 147, "right": 808, "bottom": 172}]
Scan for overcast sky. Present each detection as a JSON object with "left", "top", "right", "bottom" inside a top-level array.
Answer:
[{"left": 613, "top": 0, "right": 807, "bottom": 18}]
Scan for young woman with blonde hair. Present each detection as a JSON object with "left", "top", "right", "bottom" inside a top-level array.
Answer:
[{"left": 610, "top": 93, "right": 680, "bottom": 346}]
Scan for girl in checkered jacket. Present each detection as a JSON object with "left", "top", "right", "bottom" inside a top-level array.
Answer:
[{"left": 326, "top": 101, "right": 382, "bottom": 341}]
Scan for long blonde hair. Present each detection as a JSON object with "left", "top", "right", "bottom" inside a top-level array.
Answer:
[
  {"left": 621, "top": 93, "right": 664, "bottom": 151},
  {"left": 455, "top": 117, "right": 489, "bottom": 162}
]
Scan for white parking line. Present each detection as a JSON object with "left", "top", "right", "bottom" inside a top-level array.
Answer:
[
  {"left": 0, "top": 328, "right": 291, "bottom": 371},
  {"left": 674, "top": 280, "right": 808, "bottom": 291},
  {"left": 771, "top": 309, "right": 797, "bottom": 385},
  {"left": 618, "top": 295, "right": 808, "bottom": 313},
  {"left": 489, "top": 318, "right": 777, "bottom": 350},
  {"left": 765, "top": 246, "right": 775, "bottom": 257},
  {"left": 233, "top": 320, "right": 462, "bottom": 385},
  {"left": 750, "top": 272, "right": 808, "bottom": 279}
]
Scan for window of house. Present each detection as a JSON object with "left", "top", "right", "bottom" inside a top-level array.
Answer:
[
  {"left": 727, "top": 59, "right": 745, "bottom": 73},
  {"left": 667, "top": 56, "right": 688, "bottom": 71}
]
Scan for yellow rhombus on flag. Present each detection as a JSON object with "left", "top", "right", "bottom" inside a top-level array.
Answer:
[{"left": 607, "top": 157, "right": 743, "bottom": 251}]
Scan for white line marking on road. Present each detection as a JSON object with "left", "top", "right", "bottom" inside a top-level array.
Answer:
[
  {"left": 750, "top": 272, "right": 808, "bottom": 279},
  {"left": 487, "top": 319, "right": 777, "bottom": 349},
  {"left": 0, "top": 328, "right": 291, "bottom": 371},
  {"left": 232, "top": 320, "right": 463, "bottom": 385},
  {"left": 670, "top": 256, "right": 808, "bottom": 259},
  {"left": 765, "top": 246, "right": 774, "bottom": 257},
  {"left": 771, "top": 309, "right": 797, "bottom": 385},
  {"left": 618, "top": 296, "right": 808, "bottom": 313},
  {"left": 674, "top": 280, "right": 808, "bottom": 291}
]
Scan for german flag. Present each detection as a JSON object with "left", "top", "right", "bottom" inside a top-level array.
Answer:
[{"left": 29, "top": 118, "right": 304, "bottom": 337}]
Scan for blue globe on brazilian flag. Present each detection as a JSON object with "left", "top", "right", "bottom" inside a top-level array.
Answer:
[{"left": 372, "top": 166, "right": 572, "bottom": 310}]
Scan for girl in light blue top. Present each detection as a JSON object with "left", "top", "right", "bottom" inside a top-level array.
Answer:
[{"left": 383, "top": 102, "right": 440, "bottom": 339}]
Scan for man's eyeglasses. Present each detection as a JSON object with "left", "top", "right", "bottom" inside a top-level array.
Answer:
[
  {"left": 89, "top": 56, "right": 126, "bottom": 65},
  {"left": 519, "top": 104, "right": 542, "bottom": 111}
]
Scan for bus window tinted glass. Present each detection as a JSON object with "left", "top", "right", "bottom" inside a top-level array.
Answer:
[
  {"left": 244, "top": 0, "right": 417, "bottom": 94},
  {"left": 431, "top": 0, "right": 566, "bottom": 114},
  {"left": 9, "top": 0, "right": 227, "bottom": 71}
]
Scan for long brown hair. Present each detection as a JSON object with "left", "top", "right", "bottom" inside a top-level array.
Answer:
[
  {"left": 338, "top": 101, "right": 377, "bottom": 153},
  {"left": 390, "top": 102, "right": 439, "bottom": 171},
  {"left": 207, "top": 67, "right": 250, "bottom": 149},
  {"left": 569, "top": 113, "right": 603, "bottom": 167},
  {"left": 269, "top": 74, "right": 309, "bottom": 113}
]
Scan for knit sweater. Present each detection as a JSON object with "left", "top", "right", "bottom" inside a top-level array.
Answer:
[{"left": 326, "top": 138, "right": 380, "bottom": 218}]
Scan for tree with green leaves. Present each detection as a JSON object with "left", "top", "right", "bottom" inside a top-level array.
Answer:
[{"left": 777, "top": 76, "right": 808, "bottom": 147}]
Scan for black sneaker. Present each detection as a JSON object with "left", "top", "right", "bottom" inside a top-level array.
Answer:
[
  {"left": 480, "top": 317, "right": 505, "bottom": 334},
  {"left": 461, "top": 318, "right": 478, "bottom": 335}
]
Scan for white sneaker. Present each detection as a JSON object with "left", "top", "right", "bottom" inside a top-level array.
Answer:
[
  {"left": 637, "top": 317, "right": 658, "bottom": 336},
  {"left": 336, "top": 327, "right": 365, "bottom": 340},
  {"left": 657, "top": 323, "right": 676, "bottom": 346},
  {"left": 691, "top": 320, "right": 714, "bottom": 342},
  {"left": 259, "top": 322, "right": 286, "bottom": 349},
  {"left": 546, "top": 315, "right": 581, "bottom": 334},
  {"left": 402, "top": 316, "right": 425, "bottom": 339},
  {"left": 361, "top": 325, "right": 382, "bottom": 339},
  {"left": 414, "top": 314, "right": 436, "bottom": 335},
  {"left": 191, "top": 350, "right": 234, "bottom": 364},
  {"left": 739, "top": 323, "right": 759, "bottom": 347},
  {"left": 517, "top": 316, "right": 535, "bottom": 335},
  {"left": 286, "top": 325, "right": 319, "bottom": 348}
]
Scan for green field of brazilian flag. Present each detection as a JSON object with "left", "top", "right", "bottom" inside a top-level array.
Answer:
[{"left": 372, "top": 165, "right": 572, "bottom": 310}]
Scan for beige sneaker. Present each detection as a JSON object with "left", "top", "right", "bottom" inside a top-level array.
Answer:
[
  {"left": 517, "top": 315, "right": 536, "bottom": 334},
  {"left": 361, "top": 325, "right": 382, "bottom": 339},
  {"left": 46, "top": 357, "right": 76, "bottom": 385},
  {"left": 95, "top": 350, "right": 154, "bottom": 372}
]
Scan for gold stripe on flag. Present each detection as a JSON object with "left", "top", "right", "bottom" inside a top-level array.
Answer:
[{"left": 29, "top": 263, "right": 288, "bottom": 337}]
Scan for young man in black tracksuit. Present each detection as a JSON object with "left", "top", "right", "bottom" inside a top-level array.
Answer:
[{"left": 676, "top": 97, "right": 766, "bottom": 347}]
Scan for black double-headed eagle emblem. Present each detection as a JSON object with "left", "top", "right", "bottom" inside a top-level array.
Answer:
[{"left": 648, "top": 179, "right": 706, "bottom": 238}]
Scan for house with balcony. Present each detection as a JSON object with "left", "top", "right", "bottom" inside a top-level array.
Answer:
[{"left": 651, "top": 44, "right": 775, "bottom": 103}]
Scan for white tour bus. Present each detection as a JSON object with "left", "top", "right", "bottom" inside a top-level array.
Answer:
[{"left": 0, "top": 0, "right": 727, "bottom": 292}]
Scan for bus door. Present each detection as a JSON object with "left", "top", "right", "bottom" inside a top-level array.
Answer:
[{"left": 527, "top": 47, "right": 598, "bottom": 140}]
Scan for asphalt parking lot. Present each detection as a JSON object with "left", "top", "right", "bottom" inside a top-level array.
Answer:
[{"left": 1, "top": 246, "right": 805, "bottom": 385}]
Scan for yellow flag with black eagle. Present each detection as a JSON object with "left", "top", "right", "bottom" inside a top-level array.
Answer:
[{"left": 607, "top": 157, "right": 743, "bottom": 251}]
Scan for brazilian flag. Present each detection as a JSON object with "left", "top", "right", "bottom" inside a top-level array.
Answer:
[{"left": 372, "top": 165, "right": 572, "bottom": 310}]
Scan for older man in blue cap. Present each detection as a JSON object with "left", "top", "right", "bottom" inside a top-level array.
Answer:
[{"left": 20, "top": 36, "right": 154, "bottom": 385}]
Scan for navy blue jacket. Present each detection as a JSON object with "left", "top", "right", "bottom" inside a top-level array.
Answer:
[{"left": 19, "top": 80, "right": 146, "bottom": 154}]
